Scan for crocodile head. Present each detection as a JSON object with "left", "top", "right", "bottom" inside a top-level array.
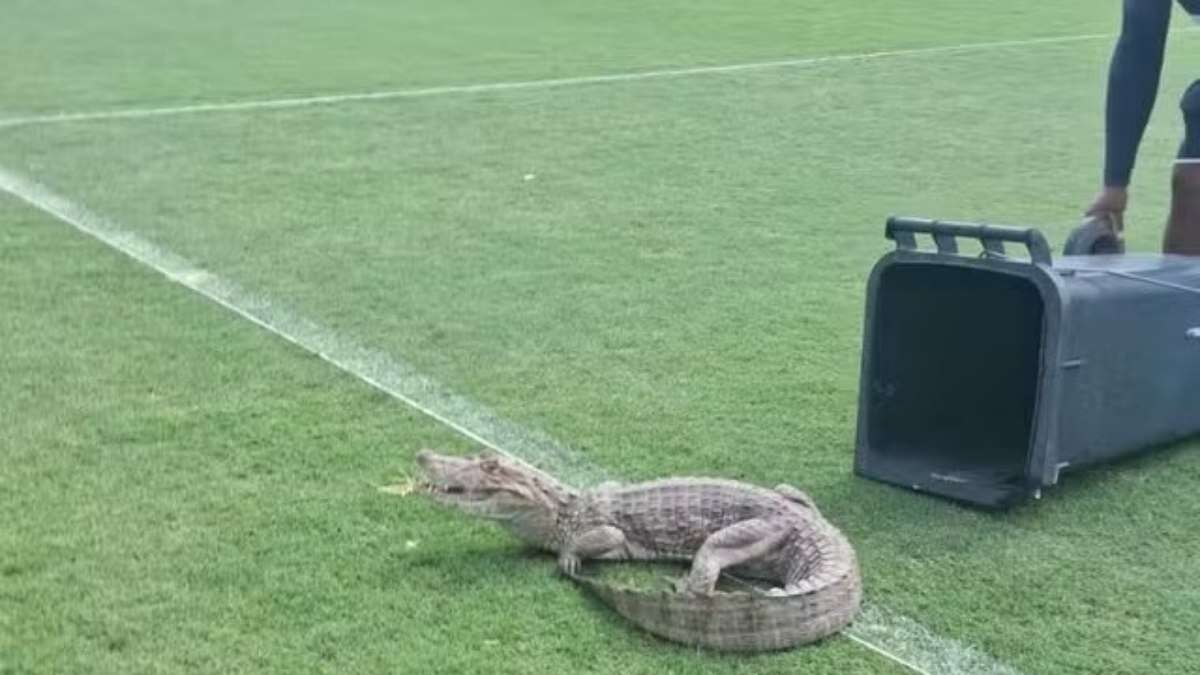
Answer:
[{"left": 415, "top": 449, "right": 575, "bottom": 550}]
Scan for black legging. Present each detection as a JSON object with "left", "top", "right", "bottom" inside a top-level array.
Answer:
[{"left": 1104, "top": 0, "right": 1200, "bottom": 187}]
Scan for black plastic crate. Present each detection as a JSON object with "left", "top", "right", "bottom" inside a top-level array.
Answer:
[{"left": 854, "top": 217, "right": 1200, "bottom": 507}]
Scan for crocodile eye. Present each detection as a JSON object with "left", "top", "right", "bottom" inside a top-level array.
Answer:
[{"left": 480, "top": 459, "right": 500, "bottom": 473}]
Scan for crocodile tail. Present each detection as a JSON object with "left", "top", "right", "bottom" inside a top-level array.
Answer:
[{"left": 570, "top": 565, "right": 862, "bottom": 652}]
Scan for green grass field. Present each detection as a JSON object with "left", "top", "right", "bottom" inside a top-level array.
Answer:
[{"left": 4, "top": 2, "right": 1200, "bottom": 673}]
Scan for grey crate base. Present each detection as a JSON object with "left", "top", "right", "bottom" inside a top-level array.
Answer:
[{"left": 854, "top": 218, "right": 1200, "bottom": 508}]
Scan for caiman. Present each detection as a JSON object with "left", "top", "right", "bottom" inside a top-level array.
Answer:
[{"left": 408, "top": 449, "right": 862, "bottom": 651}]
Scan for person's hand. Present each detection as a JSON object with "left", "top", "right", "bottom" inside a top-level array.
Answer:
[{"left": 1085, "top": 186, "right": 1128, "bottom": 232}]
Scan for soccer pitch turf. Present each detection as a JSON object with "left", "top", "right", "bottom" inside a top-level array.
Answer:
[{"left": 3, "top": 2, "right": 1200, "bottom": 673}]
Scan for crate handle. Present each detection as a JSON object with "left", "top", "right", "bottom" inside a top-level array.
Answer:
[{"left": 885, "top": 216, "right": 1053, "bottom": 266}]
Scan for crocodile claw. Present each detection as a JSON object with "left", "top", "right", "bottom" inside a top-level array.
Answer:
[
  {"left": 673, "top": 577, "right": 710, "bottom": 595},
  {"left": 558, "top": 554, "right": 581, "bottom": 577}
]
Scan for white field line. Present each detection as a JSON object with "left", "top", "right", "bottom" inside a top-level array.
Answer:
[
  {"left": 847, "top": 605, "right": 1022, "bottom": 675},
  {"left": 0, "top": 165, "right": 607, "bottom": 487},
  {"left": 0, "top": 31, "right": 1119, "bottom": 129},
  {"left": 0, "top": 165, "right": 1023, "bottom": 675}
]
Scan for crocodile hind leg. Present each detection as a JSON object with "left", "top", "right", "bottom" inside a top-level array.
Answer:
[
  {"left": 558, "top": 525, "right": 627, "bottom": 576},
  {"left": 678, "top": 518, "right": 791, "bottom": 594},
  {"left": 774, "top": 484, "right": 822, "bottom": 517}
]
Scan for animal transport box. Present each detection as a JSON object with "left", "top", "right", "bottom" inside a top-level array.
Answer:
[{"left": 854, "top": 217, "right": 1200, "bottom": 508}]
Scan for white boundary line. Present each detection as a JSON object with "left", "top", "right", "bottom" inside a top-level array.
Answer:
[
  {"left": 0, "top": 165, "right": 1024, "bottom": 675},
  {"left": 0, "top": 165, "right": 607, "bottom": 488},
  {"left": 848, "top": 605, "right": 1022, "bottom": 675},
  {"left": 848, "top": 634, "right": 934, "bottom": 675},
  {"left": 0, "top": 31, "right": 1118, "bottom": 129}
]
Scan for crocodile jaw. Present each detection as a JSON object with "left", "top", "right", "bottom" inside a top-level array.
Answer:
[
  {"left": 415, "top": 450, "right": 493, "bottom": 508},
  {"left": 414, "top": 449, "right": 571, "bottom": 550}
]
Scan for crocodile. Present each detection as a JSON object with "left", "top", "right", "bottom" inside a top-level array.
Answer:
[{"left": 409, "top": 449, "right": 862, "bottom": 651}]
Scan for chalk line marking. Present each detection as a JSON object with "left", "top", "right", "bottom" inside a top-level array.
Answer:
[
  {"left": 0, "top": 31, "right": 1119, "bottom": 129},
  {"left": 0, "top": 165, "right": 1023, "bottom": 675},
  {"left": 849, "top": 605, "right": 1022, "bottom": 675},
  {"left": 0, "top": 165, "right": 605, "bottom": 487}
]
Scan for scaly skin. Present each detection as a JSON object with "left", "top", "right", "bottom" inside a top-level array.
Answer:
[{"left": 410, "top": 449, "right": 862, "bottom": 651}]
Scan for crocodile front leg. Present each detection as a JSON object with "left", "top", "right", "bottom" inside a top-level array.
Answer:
[
  {"left": 558, "top": 526, "right": 627, "bottom": 576},
  {"left": 678, "top": 518, "right": 791, "bottom": 594}
]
